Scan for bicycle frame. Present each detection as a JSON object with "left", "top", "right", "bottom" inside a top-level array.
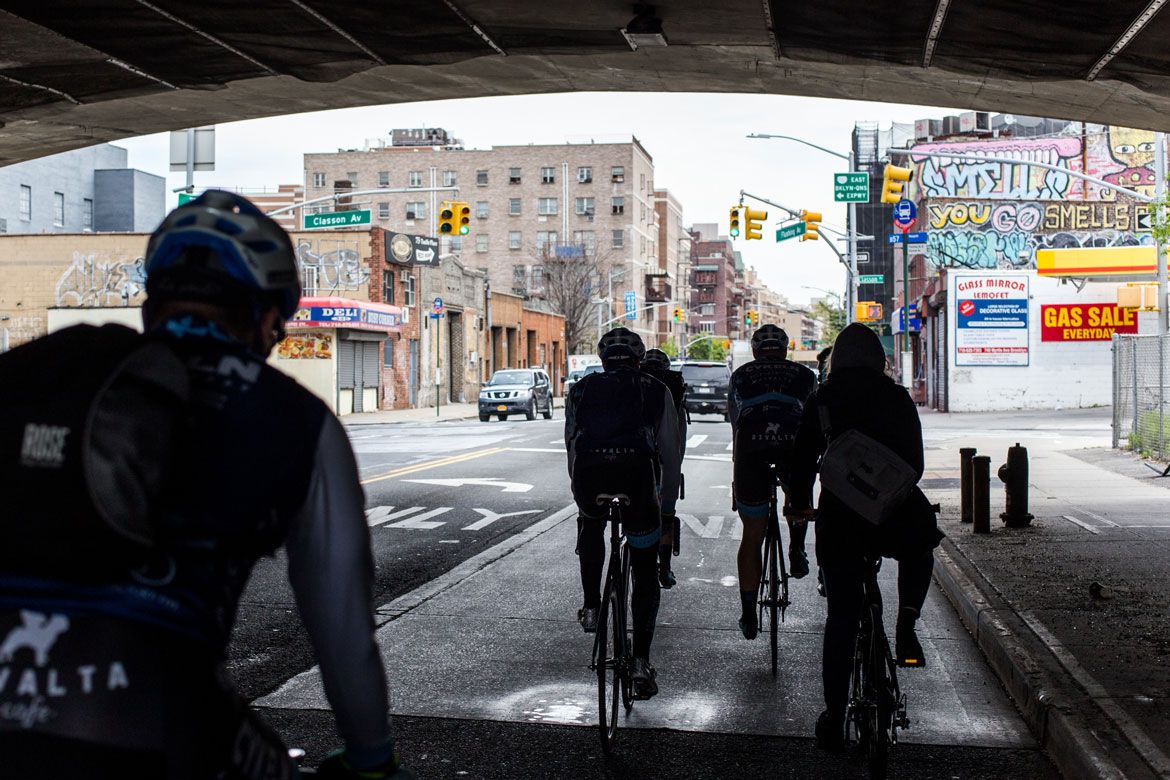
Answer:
[{"left": 591, "top": 495, "right": 634, "bottom": 752}]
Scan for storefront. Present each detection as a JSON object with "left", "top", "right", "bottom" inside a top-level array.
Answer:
[{"left": 276, "top": 296, "right": 403, "bottom": 414}]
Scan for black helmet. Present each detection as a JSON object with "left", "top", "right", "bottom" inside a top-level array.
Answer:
[
  {"left": 598, "top": 326, "right": 645, "bottom": 365},
  {"left": 751, "top": 324, "right": 789, "bottom": 358},
  {"left": 642, "top": 348, "right": 671, "bottom": 371},
  {"left": 144, "top": 190, "right": 301, "bottom": 320}
]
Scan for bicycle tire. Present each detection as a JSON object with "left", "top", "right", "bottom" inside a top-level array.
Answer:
[
  {"left": 766, "top": 519, "right": 780, "bottom": 678},
  {"left": 618, "top": 545, "right": 634, "bottom": 711},
  {"left": 596, "top": 579, "right": 618, "bottom": 752},
  {"left": 865, "top": 605, "right": 892, "bottom": 779}
]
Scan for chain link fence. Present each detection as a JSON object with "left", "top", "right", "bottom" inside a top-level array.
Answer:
[{"left": 1113, "top": 333, "right": 1170, "bottom": 458}]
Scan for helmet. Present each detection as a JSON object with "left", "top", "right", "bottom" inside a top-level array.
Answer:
[
  {"left": 597, "top": 327, "right": 645, "bottom": 365},
  {"left": 642, "top": 348, "right": 671, "bottom": 371},
  {"left": 751, "top": 324, "right": 789, "bottom": 358},
  {"left": 144, "top": 190, "right": 300, "bottom": 320}
]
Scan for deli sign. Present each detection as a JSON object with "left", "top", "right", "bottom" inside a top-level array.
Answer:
[{"left": 1041, "top": 303, "right": 1137, "bottom": 342}]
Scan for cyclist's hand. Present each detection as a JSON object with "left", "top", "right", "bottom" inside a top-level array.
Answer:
[
  {"left": 317, "top": 748, "right": 415, "bottom": 779},
  {"left": 784, "top": 507, "right": 815, "bottom": 524}
]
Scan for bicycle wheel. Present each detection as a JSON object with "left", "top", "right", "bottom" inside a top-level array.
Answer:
[
  {"left": 596, "top": 580, "right": 619, "bottom": 752},
  {"left": 618, "top": 546, "right": 634, "bottom": 711},
  {"left": 765, "top": 520, "right": 780, "bottom": 678},
  {"left": 865, "top": 608, "right": 891, "bottom": 779}
]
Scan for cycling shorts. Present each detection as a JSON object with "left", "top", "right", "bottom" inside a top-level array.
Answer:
[
  {"left": 733, "top": 452, "right": 791, "bottom": 520},
  {"left": 572, "top": 456, "right": 661, "bottom": 548}
]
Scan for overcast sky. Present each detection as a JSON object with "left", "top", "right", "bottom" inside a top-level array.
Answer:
[{"left": 117, "top": 92, "right": 959, "bottom": 307}]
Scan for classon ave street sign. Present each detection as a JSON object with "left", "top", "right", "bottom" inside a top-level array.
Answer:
[
  {"left": 304, "top": 209, "right": 371, "bottom": 230},
  {"left": 776, "top": 221, "right": 807, "bottom": 242},
  {"left": 833, "top": 172, "right": 870, "bottom": 203},
  {"left": 859, "top": 274, "right": 885, "bottom": 284}
]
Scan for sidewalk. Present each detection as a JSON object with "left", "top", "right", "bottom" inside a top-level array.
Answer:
[
  {"left": 342, "top": 398, "right": 564, "bottom": 426},
  {"left": 922, "top": 409, "right": 1170, "bottom": 779}
]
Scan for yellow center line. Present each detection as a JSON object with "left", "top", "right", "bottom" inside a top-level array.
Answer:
[{"left": 360, "top": 447, "right": 507, "bottom": 485}]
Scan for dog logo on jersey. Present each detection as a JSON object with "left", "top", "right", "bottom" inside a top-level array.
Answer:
[{"left": 0, "top": 611, "right": 69, "bottom": 667}]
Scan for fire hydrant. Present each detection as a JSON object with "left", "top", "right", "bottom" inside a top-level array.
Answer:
[{"left": 998, "top": 443, "right": 1034, "bottom": 527}]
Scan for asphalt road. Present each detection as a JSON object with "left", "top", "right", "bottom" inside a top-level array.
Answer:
[{"left": 231, "top": 411, "right": 1059, "bottom": 778}]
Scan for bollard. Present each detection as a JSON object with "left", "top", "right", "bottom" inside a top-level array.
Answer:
[
  {"left": 960, "top": 447, "right": 977, "bottom": 523},
  {"left": 972, "top": 455, "right": 991, "bottom": 534},
  {"left": 998, "top": 442, "right": 1034, "bottom": 527}
]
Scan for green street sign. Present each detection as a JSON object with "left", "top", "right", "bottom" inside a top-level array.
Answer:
[
  {"left": 859, "top": 274, "right": 885, "bottom": 284},
  {"left": 833, "top": 172, "right": 870, "bottom": 203},
  {"left": 775, "top": 221, "right": 807, "bottom": 242},
  {"left": 178, "top": 192, "right": 197, "bottom": 206},
  {"left": 304, "top": 209, "right": 372, "bottom": 230}
]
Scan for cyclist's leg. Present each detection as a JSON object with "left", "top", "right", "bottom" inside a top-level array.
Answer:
[
  {"left": 626, "top": 460, "right": 663, "bottom": 698},
  {"left": 894, "top": 549, "right": 934, "bottom": 667},
  {"left": 819, "top": 559, "right": 866, "bottom": 734},
  {"left": 733, "top": 455, "right": 769, "bottom": 634},
  {"left": 571, "top": 463, "right": 607, "bottom": 631},
  {"left": 777, "top": 465, "right": 809, "bottom": 579}
]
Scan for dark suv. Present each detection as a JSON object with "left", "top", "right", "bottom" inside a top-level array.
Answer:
[
  {"left": 479, "top": 368, "right": 554, "bottom": 421},
  {"left": 681, "top": 361, "right": 732, "bottom": 419}
]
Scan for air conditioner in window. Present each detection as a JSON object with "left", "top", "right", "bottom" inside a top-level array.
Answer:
[
  {"left": 399, "top": 270, "right": 411, "bottom": 282},
  {"left": 577, "top": 171, "right": 591, "bottom": 183}
]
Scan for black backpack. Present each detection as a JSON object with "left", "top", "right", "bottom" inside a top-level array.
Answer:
[
  {"left": 732, "top": 362, "right": 813, "bottom": 455},
  {"left": 571, "top": 371, "right": 656, "bottom": 461},
  {"left": 0, "top": 324, "right": 190, "bottom": 579}
]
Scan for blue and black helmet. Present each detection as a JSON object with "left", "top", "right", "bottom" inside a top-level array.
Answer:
[{"left": 598, "top": 326, "right": 646, "bottom": 364}]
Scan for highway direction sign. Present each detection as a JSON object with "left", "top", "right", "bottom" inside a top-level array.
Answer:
[{"left": 833, "top": 172, "right": 870, "bottom": 202}]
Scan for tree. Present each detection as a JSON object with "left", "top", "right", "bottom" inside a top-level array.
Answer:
[
  {"left": 530, "top": 242, "right": 620, "bottom": 355},
  {"left": 658, "top": 340, "right": 679, "bottom": 358},
  {"left": 686, "top": 336, "right": 727, "bottom": 362},
  {"left": 810, "top": 297, "right": 847, "bottom": 347}
]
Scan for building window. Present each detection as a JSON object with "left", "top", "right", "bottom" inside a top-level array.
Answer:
[
  {"left": 509, "top": 167, "right": 522, "bottom": 184},
  {"left": 19, "top": 185, "right": 31, "bottom": 221},
  {"left": 700, "top": 321, "right": 715, "bottom": 334},
  {"left": 513, "top": 265, "right": 527, "bottom": 287},
  {"left": 311, "top": 172, "right": 325, "bottom": 187},
  {"left": 531, "top": 265, "right": 544, "bottom": 291},
  {"left": 573, "top": 230, "right": 596, "bottom": 255},
  {"left": 53, "top": 192, "right": 64, "bottom": 227},
  {"left": 443, "top": 170, "right": 457, "bottom": 187},
  {"left": 409, "top": 171, "right": 423, "bottom": 188},
  {"left": 639, "top": 172, "right": 646, "bottom": 191},
  {"left": 346, "top": 172, "right": 358, "bottom": 186},
  {"left": 476, "top": 200, "right": 489, "bottom": 219},
  {"left": 382, "top": 270, "right": 395, "bottom": 304},
  {"left": 537, "top": 198, "right": 558, "bottom": 216},
  {"left": 508, "top": 231, "right": 522, "bottom": 250},
  {"left": 378, "top": 202, "right": 390, "bottom": 219},
  {"left": 611, "top": 197, "right": 625, "bottom": 215},
  {"left": 508, "top": 198, "right": 522, "bottom": 216},
  {"left": 700, "top": 304, "right": 715, "bottom": 316},
  {"left": 476, "top": 234, "right": 489, "bottom": 252},
  {"left": 476, "top": 169, "right": 489, "bottom": 185},
  {"left": 82, "top": 198, "right": 93, "bottom": 231},
  {"left": 575, "top": 197, "right": 594, "bottom": 216},
  {"left": 450, "top": 236, "right": 463, "bottom": 251},
  {"left": 540, "top": 166, "right": 556, "bottom": 184},
  {"left": 378, "top": 171, "right": 390, "bottom": 187},
  {"left": 611, "top": 166, "right": 625, "bottom": 183},
  {"left": 406, "top": 201, "right": 426, "bottom": 220},
  {"left": 612, "top": 229, "right": 624, "bottom": 249},
  {"left": 384, "top": 342, "right": 394, "bottom": 368},
  {"left": 404, "top": 275, "right": 416, "bottom": 306},
  {"left": 536, "top": 231, "right": 558, "bottom": 251},
  {"left": 577, "top": 166, "right": 593, "bottom": 183}
]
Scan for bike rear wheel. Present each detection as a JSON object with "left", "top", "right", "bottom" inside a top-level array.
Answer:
[
  {"left": 764, "top": 522, "right": 780, "bottom": 677},
  {"left": 595, "top": 585, "right": 619, "bottom": 752}
]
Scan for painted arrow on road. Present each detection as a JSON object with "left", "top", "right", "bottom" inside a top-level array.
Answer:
[{"left": 403, "top": 477, "right": 534, "bottom": 493}]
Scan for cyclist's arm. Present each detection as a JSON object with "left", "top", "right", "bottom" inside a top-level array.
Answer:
[
  {"left": 897, "top": 388, "right": 925, "bottom": 479},
  {"left": 656, "top": 389, "right": 683, "bottom": 513},
  {"left": 727, "top": 374, "right": 741, "bottom": 428},
  {"left": 285, "top": 412, "right": 394, "bottom": 762},
  {"left": 564, "top": 386, "right": 578, "bottom": 477},
  {"left": 787, "top": 393, "right": 825, "bottom": 512}
]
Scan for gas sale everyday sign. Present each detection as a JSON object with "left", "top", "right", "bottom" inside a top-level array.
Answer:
[{"left": 1040, "top": 303, "right": 1137, "bottom": 342}]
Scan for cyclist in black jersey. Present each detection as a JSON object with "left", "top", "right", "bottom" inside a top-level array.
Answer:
[
  {"left": 566, "top": 328, "right": 682, "bottom": 700},
  {"left": 640, "top": 348, "right": 687, "bottom": 589},
  {"left": 728, "top": 325, "right": 818, "bottom": 639},
  {"left": 0, "top": 192, "right": 409, "bottom": 779}
]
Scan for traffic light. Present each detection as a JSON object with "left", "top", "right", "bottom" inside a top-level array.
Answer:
[
  {"left": 881, "top": 164, "right": 912, "bottom": 204},
  {"left": 457, "top": 202, "right": 471, "bottom": 235},
  {"left": 672, "top": 307, "right": 685, "bottom": 322},
  {"left": 743, "top": 207, "right": 767, "bottom": 240},
  {"left": 438, "top": 201, "right": 457, "bottom": 234},
  {"left": 800, "top": 210, "right": 822, "bottom": 242},
  {"left": 729, "top": 207, "right": 741, "bottom": 239}
]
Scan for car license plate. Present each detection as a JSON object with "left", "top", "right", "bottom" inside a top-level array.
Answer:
[
  {"left": 497, "top": 404, "right": 508, "bottom": 411},
  {"left": 696, "top": 386, "right": 711, "bottom": 394}
]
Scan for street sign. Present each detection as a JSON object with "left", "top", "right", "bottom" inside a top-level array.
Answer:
[
  {"left": 855, "top": 252, "right": 870, "bottom": 265},
  {"left": 892, "top": 199, "right": 917, "bottom": 229},
  {"left": 775, "top": 221, "right": 807, "bottom": 242},
  {"left": 887, "top": 232, "right": 928, "bottom": 244},
  {"left": 624, "top": 290, "right": 637, "bottom": 321},
  {"left": 859, "top": 274, "right": 885, "bottom": 284},
  {"left": 303, "top": 209, "right": 372, "bottom": 230},
  {"left": 833, "top": 172, "right": 870, "bottom": 203},
  {"left": 432, "top": 297, "right": 444, "bottom": 313},
  {"left": 178, "top": 191, "right": 197, "bottom": 206}
]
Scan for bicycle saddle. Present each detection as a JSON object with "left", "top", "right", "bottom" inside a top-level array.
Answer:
[{"left": 596, "top": 493, "right": 631, "bottom": 506}]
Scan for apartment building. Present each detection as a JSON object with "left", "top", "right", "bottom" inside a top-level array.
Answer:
[
  {"left": 303, "top": 129, "right": 661, "bottom": 346},
  {"left": 687, "top": 223, "right": 740, "bottom": 339},
  {"left": 240, "top": 184, "right": 304, "bottom": 231},
  {"left": 652, "top": 188, "right": 688, "bottom": 349}
]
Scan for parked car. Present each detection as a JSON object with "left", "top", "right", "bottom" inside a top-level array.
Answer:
[
  {"left": 479, "top": 368, "right": 554, "bottom": 421},
  {"left": 563, "top": 363, "right": 602, "bottom": 397},
  {"left": 680, "top": 361, "right": 732, "bottom": 419}
]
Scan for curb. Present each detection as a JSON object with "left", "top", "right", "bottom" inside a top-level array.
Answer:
[{"left": 932, "top": 537, "right": 1158, "bottom": 780}]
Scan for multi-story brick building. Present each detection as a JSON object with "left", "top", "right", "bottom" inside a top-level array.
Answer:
[
  {"left": 302, "top": 129, "right": 660, "bottom": 351},
  {"left": 687, "top": 223, "right": 741, "bottom": 340},
  {"left": 240, "top": 184, "right": 304, "bottom": 232},
  {"left": 652, "top": 188, "right": 689, "bottom": 350}
]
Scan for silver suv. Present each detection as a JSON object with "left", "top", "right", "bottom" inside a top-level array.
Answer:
[{"left": 479, "top": 368, "right": 554, "bottom": 422}]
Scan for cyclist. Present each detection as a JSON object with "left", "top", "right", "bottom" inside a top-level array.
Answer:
[
  {"left": 0, "top": 191, "right": 408, "bottom": 779},
  {"left": 786, "top": 323, "right": 941, "bottom": 752},
  {"left": 639, "top": 348, "right": 687, "bottom": 589},
  {"left": 728, "top": 324, "right": 818, "bottom": 640},
  {"left": 566, "top": 327, "right": 682, "bottom": 700}
]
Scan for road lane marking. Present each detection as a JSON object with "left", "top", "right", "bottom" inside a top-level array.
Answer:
[
  {"left": 678, "top": 513, "right": 725, "bottom": 539},
  {"left": 686, "top": 434, "right": 708, "bottom": 449},
  {"left": 404, "top": 477, "right": 533, "bottom": 493},
  {"left": 368, "top": 506, "right": 426, "bottom": 527},
  {"left": 1079, "top": 508, "right": 1118, "bottom": 527},
  {"left": 360, "top": 447, "right": 507, "bottom": 485},
  {"left": 509, "top": 447, "right": 565, "bottom": 453},
  {"left": 548, "top": 439, "right": 563, "bottom": 445},
  {"left": 725, "top": 441, "right": 733, "bottom": 451},
  {"left": 383, "top": 507, "right": 453, "bottom": 529},
  {"left": 1060, "top": 514, "right": 1101, "bottom": 534},
  {"left": 685, "top": 454, "right": 731, "bottom": 462},
  {"left": 463, "top": 508, "right": 542, "bottom": 531}
]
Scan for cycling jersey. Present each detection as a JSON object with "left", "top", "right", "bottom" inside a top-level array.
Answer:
[{"left": 0, "top": 315, "right": 390, "bottom": 772}]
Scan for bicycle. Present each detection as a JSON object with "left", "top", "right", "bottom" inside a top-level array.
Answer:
[
  {"left": 590, "top": 492, "right": 634, "bottom": 753},
  {"left": 847, "top": 557, "right": 910, "bottom": 780},
  {"left": 758, "top": 463, "right": 791, "bottom": 678}
]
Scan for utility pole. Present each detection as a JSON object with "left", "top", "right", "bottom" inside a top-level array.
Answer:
[{"left": 1157, "top": 132, "right": 1167, "bottom": 334}]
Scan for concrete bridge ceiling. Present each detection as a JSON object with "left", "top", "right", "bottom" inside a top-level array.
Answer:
[{"left": 3, "top": 1, "right": 1170, "bottom": 164}]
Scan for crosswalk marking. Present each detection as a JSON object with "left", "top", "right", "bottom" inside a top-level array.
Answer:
[
  {"left": 686, "top": 434, "right": 708, "bottom": 449},
  {"left": 725, "top": 441, "right": 733, "bottom": 451}
]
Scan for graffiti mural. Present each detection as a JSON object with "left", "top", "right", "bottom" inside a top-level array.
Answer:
[
  {"left": 296, "top": 239, "right": 369, "bottom": 293},
  {"left": 1094, "top": 126, "right": 1156, "bottom": 199},
  {"left": 913, "top": 138, "right": 1083, "bottom": 200},
  {"left": 54, "top": 252, "right": 146, "bottom": 307}
]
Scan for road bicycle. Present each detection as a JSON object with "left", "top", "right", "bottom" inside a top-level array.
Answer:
[
  {"left": 758, "top": 463, "right": 791, "bottom": 678},
  {"left": 590, "top": 492, "right": 634, "bottom": 753},
  {"left": 847, "top": 557, "right": 910, "bottom": 780}
]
